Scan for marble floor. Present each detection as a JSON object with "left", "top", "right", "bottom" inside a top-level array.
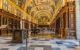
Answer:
[{"left": 0, "top": 37, "right": 80, "bottom": 50}]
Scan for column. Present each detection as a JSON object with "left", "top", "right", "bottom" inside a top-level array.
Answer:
[
  {"left": 65, "top": 10, "right": 69, "bottom": 39},
  {"left": 0, "top": 16, "right": 1, "bottom": 35},
  {"left": 76, "top": 0, "right": 80, "bottom": 40},
  {"left": 60, "top": 16, "right": 64, "bottom": 39}
]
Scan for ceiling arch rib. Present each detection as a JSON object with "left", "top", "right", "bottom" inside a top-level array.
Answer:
[
  {"left": 36, "top": 16, "right": 50, "bottom": 25},
  {"left": 30, "top": 4, "right": 54, "bottom": 16},
  {"left": 34, "top": 10, "right": 52, "bottom": 19},
  {"left": 33, "top": 0, "right": 56, "bottom": 6},
  {"left": 22, "top": 0, "right": 63, "bottom": 25},
  {"left": 35, "top": 12, "right": 51, "bottom": 19},
  {"left": 34, "top": 11, "right": 51, "bottom": 25}
]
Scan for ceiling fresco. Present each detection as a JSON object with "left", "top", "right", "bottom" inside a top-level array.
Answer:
[
  {"left": 8, "top": 0, "right": 63, "bottom": 25},
  {"left": 25, "top": 0, "right": 62, "bottom": 25}
]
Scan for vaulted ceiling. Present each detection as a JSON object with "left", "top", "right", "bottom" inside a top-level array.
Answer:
[
  {"left": 7, "top": 0, "right": 63, "bottom": 25},
  {"left": 24, "top": 0, "right": 63, "bottom": 25}
]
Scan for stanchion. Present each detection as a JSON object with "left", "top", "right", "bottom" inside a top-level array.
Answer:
[{"left": 26, "top": 29, "right": 28, "bottom": 50}]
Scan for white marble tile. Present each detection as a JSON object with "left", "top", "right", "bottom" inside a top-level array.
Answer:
[{"left": 34, "top": 47, "right": 43, "bottom": 50}]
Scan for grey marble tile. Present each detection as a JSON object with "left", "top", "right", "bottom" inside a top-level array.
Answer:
[
  {"left": 27, "top": 47, "right": 34, "bottom": 50},
  {"left": 17, "top": 47, "right": 26, "bottom": 50},
  {"left": 8, "top": 44, "right": 17, "bottom": 46},
  {"left": 0, "top": 48, "right": 9, "bottom": 50},
  {"left": 52, "top": 48, "right": 61, "bottom": 50},
  {"left": 30, "top": 45, "right": 52, "bottom": 50}
]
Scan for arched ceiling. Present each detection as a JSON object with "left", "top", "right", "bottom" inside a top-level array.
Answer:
[
  {"left": 7, "top": 0, "right": 63, "bottom": 25},
  {"left": 24, "top": 0, "right": 63, "bottom": 25}
]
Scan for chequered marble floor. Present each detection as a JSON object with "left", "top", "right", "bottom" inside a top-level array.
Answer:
[
  {"left": 27, "top": 39, "right": 80, "bottom": 50},
  {"left": 0, "top": 37, "right": 26, "bottom": 50},
  {"left": 0, "top": 37, "right": 80, "bottom": 50}
]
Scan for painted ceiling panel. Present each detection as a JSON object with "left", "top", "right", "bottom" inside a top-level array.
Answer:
[
  {"left": 8, "top": 0, "right": 63, "bottom": 25},
  {"left": 25, "top": 0, "right": 62, "bottom": 25}
]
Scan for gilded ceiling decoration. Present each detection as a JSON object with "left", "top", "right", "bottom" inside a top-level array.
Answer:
[
  {"left": 25, "top": 0, "right": 62, "bottom": 25},
  {"left": 8, "top": 0, "right": 62, "bottom": 25},
  {"left": 4, "top": 0, "right": 63, "bottom": 25}
]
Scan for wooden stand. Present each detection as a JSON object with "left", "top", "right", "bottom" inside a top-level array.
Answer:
[{"left": 12, "top": 30, "right": 22, "bottom": 43}]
